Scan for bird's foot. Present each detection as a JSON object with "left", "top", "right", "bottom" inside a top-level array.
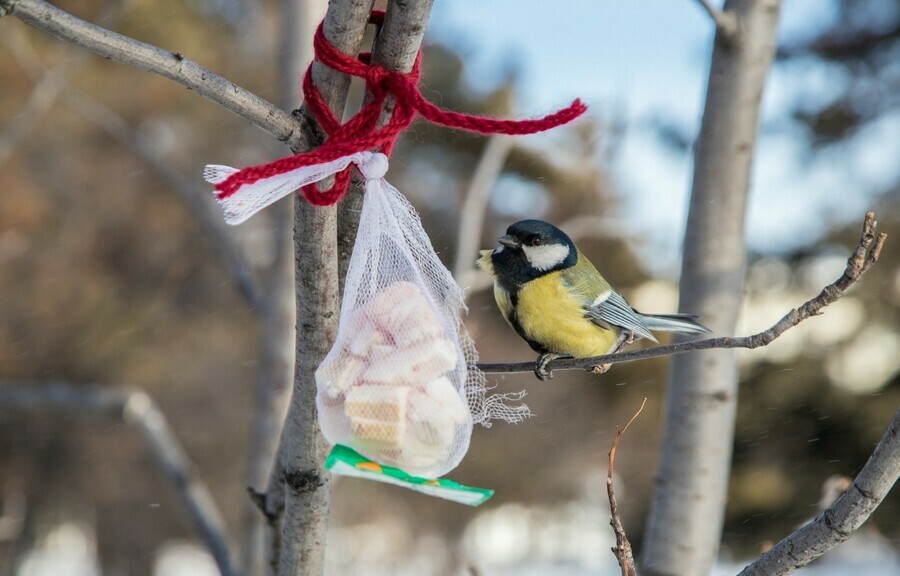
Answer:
[
  {"left": 534, "top": 353, "right": 570, "bottom": 381},
  {"left": 589, "top": 332, "right": 635, "bottom": 375},
  {"left": 590, "top": 363, "right": 611, "bottom": 375}
]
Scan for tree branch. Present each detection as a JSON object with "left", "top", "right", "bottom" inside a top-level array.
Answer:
[
  {"left": 694, "top": 0, "right": 738, "bottom": 38},
  {"left": 0, "top": 0, "right": 128, "bottom": 167},
  {"left": 608, "top": 398, "right": 647, "bottom": 576},
  {"left": 262, "top": 2, "right": 378, "bottom": 575},
  {"left": 477, "top": 211, "right": 886, "bottom": 377},
  {"left": 0, "top": 38, "right": 86, "bottom": 166},
  {"left": 270, "top": 3, "right": 438, "bottom": 574},
  {"left": 337, "top": 0, "right": 436, "bottom": 291},
  {"left": 454, "top": 135, "right": 515, "bottom": 282},
  {"left": 738, "top": 409, "right": 900, "bottom": 576},
  {"left": 0, "top": 0, "right": 301, "bottom": 147},
  {"left": 65, "top": 90, "right": 268, "bottom": 312},
  {"left": 0, "top": 382, "right": 238, "bottom": 576},
  {"left": 642, "top": 2, "right": 780, "bottom": 572},
  {"left": 239, "top": 1, "right": 325, "bottom": 574}
]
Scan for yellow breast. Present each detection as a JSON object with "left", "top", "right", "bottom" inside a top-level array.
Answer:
[{"left": 514, "top": 272, "right": 620, "bottom": 358}]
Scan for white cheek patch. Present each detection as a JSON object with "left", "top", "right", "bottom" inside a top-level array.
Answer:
[{"left": 522, "top": 243, "right": 569, "bottom": 271}]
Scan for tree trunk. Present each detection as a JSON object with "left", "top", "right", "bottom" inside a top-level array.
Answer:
[
  {"left": 640, "top": 2, "right": 781, "bottom": 575},
  {"left": 241, "top": 2, "right": 329, "bottom": 575},
  {"left": 263, "top": 2, "right": 376, "bottom": 574},
  {"left": 262, "top": 1, "right": 435, "bottom": 575}
]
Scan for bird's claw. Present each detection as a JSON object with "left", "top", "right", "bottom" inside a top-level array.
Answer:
[
  {"left": 535, "top": 355, "right": 555, "bottom": 381},
  {"left": 588, "top": 332, "right": 634, "bottom": 376},
  {"left": 590, "top": 363, "right": 611, "bottom": 374},
  {"left": 534, "top": 353, "right": 571, "bottom": 381}
]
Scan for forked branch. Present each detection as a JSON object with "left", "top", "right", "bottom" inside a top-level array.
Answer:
[
  {"left": 695, "top": 0, "right": 738, "bottom": 38},
  {"left": 607, "top": 398, "right": 647, "bottom": 576}
]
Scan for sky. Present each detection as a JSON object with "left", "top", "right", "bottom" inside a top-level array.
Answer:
[{"left": 425, "top": 0, "right": 899, "bottom": 274}]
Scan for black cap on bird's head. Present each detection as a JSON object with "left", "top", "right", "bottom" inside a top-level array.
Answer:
[{"left": 491, "top": 219, "right": 577, "bottom": 285}]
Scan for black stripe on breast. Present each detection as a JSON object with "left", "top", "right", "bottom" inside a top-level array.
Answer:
[{"left": 505, "top": 290, "right": 547, "bottom": 354}]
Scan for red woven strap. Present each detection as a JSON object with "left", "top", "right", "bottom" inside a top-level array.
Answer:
[{"left": 214, "top": 9, "right": 587, "bottom": 207}]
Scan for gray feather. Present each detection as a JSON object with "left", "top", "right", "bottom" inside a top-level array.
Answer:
[
  {"left": 638, "top": 313, "right": 711, "bottom": 334},
  {"left": 585, "top": 291, "right": 657, "bottom": 342}
]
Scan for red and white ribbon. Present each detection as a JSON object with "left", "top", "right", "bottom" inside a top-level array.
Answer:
[{"left": 203, "top": 151, "right": 389, "bottom": 225}]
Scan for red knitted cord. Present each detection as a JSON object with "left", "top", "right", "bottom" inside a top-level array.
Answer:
[{"left": 214, "top": 10, "right": 586, "bottom": 206}]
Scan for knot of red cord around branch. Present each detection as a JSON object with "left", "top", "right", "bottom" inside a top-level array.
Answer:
[{"left": 213, "top": 10, "right": 587, "bottom": 207}]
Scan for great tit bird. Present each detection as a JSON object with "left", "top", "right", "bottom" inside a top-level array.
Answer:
[{"left": 477, "top": 219, "right": 710, "bottom": 380}]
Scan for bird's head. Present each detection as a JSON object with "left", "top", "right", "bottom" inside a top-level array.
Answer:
[{"left": 488, "top": 219, "right": 577, "bottom": 285}]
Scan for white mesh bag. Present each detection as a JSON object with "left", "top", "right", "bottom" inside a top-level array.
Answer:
[
  {"left": 206, "top": 151, "right": 529, "bottom": 479},
  {"left": 317, "top": 153, "right": 529, "bottom": 478}
]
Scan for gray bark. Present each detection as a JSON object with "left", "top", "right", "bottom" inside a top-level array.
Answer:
[
  {"left": 241, "top": 2, "right": 330, "bottom": 574},
  {"left": 268, "top": 3, "right": 436, "bottom": 575},
  {"left": 336, "top": 0, "right": 436, "bottom": 289},
  {"left": 739, "top": 410, "right": 900, "bottom": 576},
  {"left": 262, "top": 2, "right": 375, "bottom": 575},
  {"left": 276, "top": 200, "right": 339, "bottom": 576},
  {"left": 640, "top": 2, "right": 781, "bottom": 575}
]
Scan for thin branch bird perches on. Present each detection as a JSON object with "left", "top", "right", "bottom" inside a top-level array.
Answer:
[{"left": 477, "top": 211, "right": 887, "bottom": 379}]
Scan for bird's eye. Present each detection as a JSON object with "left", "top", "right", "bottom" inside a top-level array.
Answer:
[{"left": 531, "top": 237, "right": 543, "bottom": 246}]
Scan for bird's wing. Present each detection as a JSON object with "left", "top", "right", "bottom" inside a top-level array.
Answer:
[
  {"left": 586, "top": 290, "right": 657, "bottom": 342},
  {"left": 561, "top": 264, "right": 656, "bottom": 341},
  {"left": 559, "top": 254, "right": 657, "bottom": 341}
]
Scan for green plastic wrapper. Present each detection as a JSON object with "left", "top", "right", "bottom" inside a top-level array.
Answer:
[{"left": 324, "top": 444, "right": 494, "bottom": 506}]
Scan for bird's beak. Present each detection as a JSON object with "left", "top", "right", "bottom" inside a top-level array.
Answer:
[{"left": 498, "top": 235, "right": 520, "bottom": 249}]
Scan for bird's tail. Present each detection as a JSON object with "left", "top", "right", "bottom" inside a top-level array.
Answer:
[{"left": 638, "top": 313, "right": 711, "bottom": 335}]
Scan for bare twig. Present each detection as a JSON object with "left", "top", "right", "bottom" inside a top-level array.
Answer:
[
  {"left": 0, "top": 44, "right": 84, "bottom": 166},
  {"left": 477, "top": 211, "right": 886, "bottom": 377},
  {"left": 0, "top": 382, "right": 238, "bottom": 576},
  {"left": 64, "top": 90, "right": 268, "bottom": 311},
  {"left": 694, "top": 0, "right": 738, "bottom": 38},
  {"left": 454, "top": 135, "right": 515, "bottom": 282},
  {"left": 0, "top": 0, "right": 128, "bottom": 166},
  {"left": 608, "top": 398, "right": 647, "bottom": 576},
  {"left": 738, "top": 409, "right": 900, "bottom": 576},
  {"left": 0, "top": 0, "right": 301, "bottom": 147}
]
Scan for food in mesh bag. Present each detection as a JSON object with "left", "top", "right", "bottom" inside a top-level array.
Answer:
[
  {"left": 206, "top": 150, "right": 529, "bottom": 484},
  {"left": 316, "top": 281, "right": 471, "bottom": 476}
]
